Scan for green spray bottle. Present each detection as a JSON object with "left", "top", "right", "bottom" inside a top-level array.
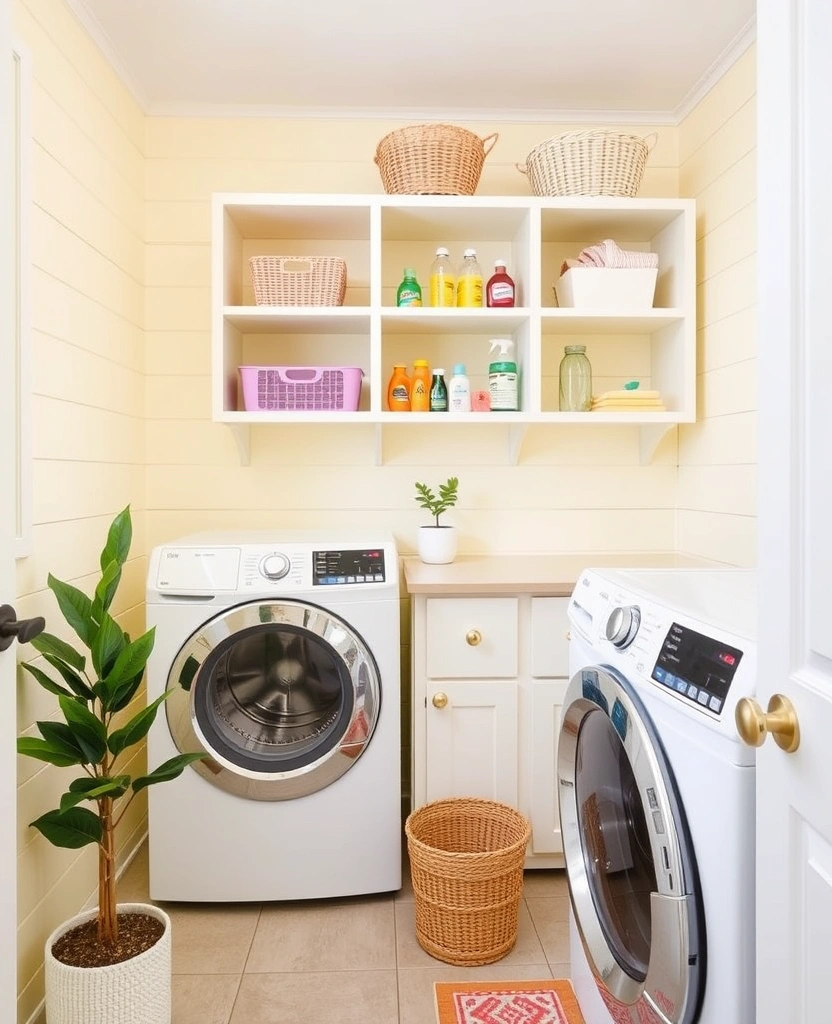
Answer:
[{"left": 488, "top": 339, "right": 518, "bottom": 411}]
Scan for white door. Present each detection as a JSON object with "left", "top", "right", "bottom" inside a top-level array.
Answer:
[
  {"left": 1, "top": 0, "right": 18, "bottom": 1017},
  {"left": 756, "top": 2, "right": 832, "bottom": 1022}
]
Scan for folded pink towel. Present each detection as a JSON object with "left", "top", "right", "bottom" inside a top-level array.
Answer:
[{"left": 561, "top": 238, "right": 659, "bottom": 274}]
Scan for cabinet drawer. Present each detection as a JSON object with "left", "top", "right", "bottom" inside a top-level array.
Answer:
[
  {"left": 426, "top": 597, "right": 518, "bottom": 678},
  {"left": 530, "top": 597, "right": 571, "bottom": 678}
]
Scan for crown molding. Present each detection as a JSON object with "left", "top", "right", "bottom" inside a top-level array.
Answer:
[
  {"left": 143, "top": 101, "right": 677, "bottom": 126},
  {"left": 674, "top": 16, "right": 756, "bottom": 122},
  {"left": 64, "top": 0, "right": 150, "bottom": 110},
  {"left": 62, "top": 0, "right": 754, "bottom": 128}
]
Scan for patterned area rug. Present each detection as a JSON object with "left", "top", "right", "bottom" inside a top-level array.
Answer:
[{"left": 434, "top": 979, "right": 584, "bottom": 1024}]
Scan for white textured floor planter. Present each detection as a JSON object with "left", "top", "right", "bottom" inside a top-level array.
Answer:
[
  {"left": 417, "top": 525, "right": 458, "bottom": 565},
  {"left": 44, "top": 903, "right": 171, "bottom": 1024}
]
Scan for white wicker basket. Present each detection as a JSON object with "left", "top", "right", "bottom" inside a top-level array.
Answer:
[
  {"left": 44, "top": 903, "right": 172, "bottom": 1024},
  {"left": 519, "top": 130, "right": 656, "bottom": 197}
]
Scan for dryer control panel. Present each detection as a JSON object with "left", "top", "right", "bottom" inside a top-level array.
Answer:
[
  {"left": 652, "top": 623, "right": 744, "bottom": 716},
  {"left": 313, "top": 548, "right": 386, "bottom": 586}
]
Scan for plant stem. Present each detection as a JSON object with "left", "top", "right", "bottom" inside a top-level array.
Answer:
[{"left": 98, "top": 797, "right": 118, "bottom": 944}]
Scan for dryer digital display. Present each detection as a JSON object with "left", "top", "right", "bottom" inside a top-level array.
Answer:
[
  {"left": 652, "top": 623, "right": 744, "bottom": 715},
  {"left": 313, "top": 549, "right": 386, "bottom": 585}
]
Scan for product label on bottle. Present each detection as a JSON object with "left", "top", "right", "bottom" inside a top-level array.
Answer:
[
  {"left": 489, "top": 372, "right": 518, "bottom": 411},
  {"left": 391, "top": 384, "right": 409, "bottom": 401},
  {"left": 457, "top": 277, "right": 483, "bottom": 307},
  {"left": 430, "top": 274, "right": 456, "bottom": 307},
  {"left": 397, "top": 289, "right": 422, "bottom": 307},
  {"left": 489, "top": 281, "right": 515, "bottom": 304}
]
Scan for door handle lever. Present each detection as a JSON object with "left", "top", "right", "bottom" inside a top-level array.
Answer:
[{"left": 0, "top": 604, "right": 46, "bottom": 652}]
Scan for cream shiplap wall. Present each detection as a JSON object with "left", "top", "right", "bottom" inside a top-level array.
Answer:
[
  {"left": 12, "top": 1, "right": 145, "bottom": 1020},
  {"left": 144, "top": 119, "right": 683, "bottom": 559},
  {"left": 677, "top": 47, "right": 757, "bottom": 566}
]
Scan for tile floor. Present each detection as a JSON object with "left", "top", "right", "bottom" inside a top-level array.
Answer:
[{"left": 119, "top": 840, "right": 572, "bottom": 1024}]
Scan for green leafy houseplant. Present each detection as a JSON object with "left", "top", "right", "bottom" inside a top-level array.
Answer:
[
  {"left": 414, "top": 476, "right": 459, "bottom": 527},
  {"left": 17, "top": 506, "right": 204, "bottom": 952}
]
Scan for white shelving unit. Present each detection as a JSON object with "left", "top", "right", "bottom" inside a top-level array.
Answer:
[{"left": 212, "top": 193, "right": 696, "bottom": 464}]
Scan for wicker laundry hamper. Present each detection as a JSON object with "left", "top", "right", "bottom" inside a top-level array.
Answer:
[
  {"left": 374, "top": 124, "right": 498, "bottom": 195},
  {"left": 405, "top": 797, "right": 531, "bottom": 966},
  {"left": 518, "top": 129, "right": 656, "bottom": 197}
]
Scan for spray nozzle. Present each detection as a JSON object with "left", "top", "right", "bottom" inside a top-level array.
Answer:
[{"left": 489, "top": 339, "right": 514, "bottom": 356}]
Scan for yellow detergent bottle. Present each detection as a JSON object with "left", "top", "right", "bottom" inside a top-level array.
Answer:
[{"left": 429, "top": 247, "right": 456, "bottom": 306}]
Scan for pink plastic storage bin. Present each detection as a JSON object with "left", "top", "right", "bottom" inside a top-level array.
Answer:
[{"left": 239, "top": 366, "right": 363, "bottom": 412}]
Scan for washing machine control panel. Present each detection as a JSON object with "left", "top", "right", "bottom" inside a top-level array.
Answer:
[
  {"left": 313, "top": 548, "right": 386, "bottom": 586},
  {"left": 651, "top": 622, "right": 744, "bottom": 716}
]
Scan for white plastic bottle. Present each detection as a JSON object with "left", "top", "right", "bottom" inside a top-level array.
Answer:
[
  {"left": 448, "top": 364, "right": 471, "bottom": 412},
  {"left": 456, "top": 248, "right": 483, "bottom": 307}
]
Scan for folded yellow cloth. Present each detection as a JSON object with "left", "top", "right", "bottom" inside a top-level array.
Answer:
[
  {"left": 591, "top": 401, "right": 666, "bottom": 411},
  {"left": 594, "top": 389, "right": 661, "bottom": 401}
]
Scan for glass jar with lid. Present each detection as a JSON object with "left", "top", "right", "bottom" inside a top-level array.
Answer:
[{"left": 559, "top": 345, "right": 592, "bottom": 412}]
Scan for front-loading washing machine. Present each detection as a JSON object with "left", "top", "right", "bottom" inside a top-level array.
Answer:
[
  {"left": 558, "top": 567, "right": 757, "bottom": 1024},
  {"left": 145, "top": 530, "right": 401, "bottom": 902}
]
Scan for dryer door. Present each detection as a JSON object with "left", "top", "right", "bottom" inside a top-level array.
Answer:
[
  {"left": 558, "top": 666, "right": 705, "bottom": 1024},
  {"left": 165, "top": 599, "right": 380, "bottom": 800}
]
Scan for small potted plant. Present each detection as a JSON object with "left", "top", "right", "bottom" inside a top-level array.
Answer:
[
  {"left": 16, "top": 506, "right": 205, "bottom": 1024},
  {"left": 414, "top": 476, "right": 459, "bottom": 564}
]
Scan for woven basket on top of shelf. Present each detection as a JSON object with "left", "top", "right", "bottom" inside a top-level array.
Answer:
[
  {"left": 405, "top": 797, "right": 531, "bottom": 966},
  {"left": 374, "top": 124, "right": 498, "bottom": 195},
  {"left": 248, "top": 255, "right": 347, "bottom": 306},
  {"left": 518, "top": 129, "right": 657, "bottom": 197}
]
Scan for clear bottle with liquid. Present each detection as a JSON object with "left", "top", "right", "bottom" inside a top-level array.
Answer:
[
  {"left": 429, "top": 247, "right": 456, "bottom": 307},
  {"left": 558, "top": 345, "right": 592, "bottom": 412},
  {"left": 456, "top": 248, "right": 483, "bottom": 308}
]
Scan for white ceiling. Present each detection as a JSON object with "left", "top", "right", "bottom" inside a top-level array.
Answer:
[{"left": 69, "top": 0, "right": 756, "bottom": 123}]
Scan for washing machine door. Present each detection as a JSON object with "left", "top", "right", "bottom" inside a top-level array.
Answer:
[
  {"left": 558, "top": 665, "right": 705, "bottom": 1024},
  {"left": 164, "top": 599, "right": 380, "bottom": 800}
]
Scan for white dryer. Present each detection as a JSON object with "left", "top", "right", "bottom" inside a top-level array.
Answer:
[
  {"left": 145, "top": 531, "right": 401, "bottom": 902},
  {"left": 558, "top": 568, "right": 757, "bottom": 1024}
]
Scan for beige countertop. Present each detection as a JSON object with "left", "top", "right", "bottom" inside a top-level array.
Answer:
[{"left": 403, "top": 552, "right": 720, "bottom": 595}]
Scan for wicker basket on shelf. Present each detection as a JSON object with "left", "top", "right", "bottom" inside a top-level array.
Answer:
[
  {"left": 518, "top": 129, "right": 656, "bottom": 197},
  {"left": 248, "top": 255, "right": 347, "bottom": 306},
  {"left": 374, "top": 124, "right": 498, "bottom": 195},
  {"left": 405, "top": 797, "right": 531, "bottom": 966}
]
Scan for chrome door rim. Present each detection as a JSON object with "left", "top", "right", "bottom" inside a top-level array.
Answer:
[
  {"left": 557, "top": 664, "right": 703, "bottom": 1024},
  {"left": 165, "top": 598, "right": 381, "bottom": 800}
]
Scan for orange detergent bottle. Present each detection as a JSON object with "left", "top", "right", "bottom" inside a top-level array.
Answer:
[
  {"left": 387, "top": 364, "right": 411, "bottom": 411},
  {"left": 410, "top": 359, "right": 431, "bottom": 411}
]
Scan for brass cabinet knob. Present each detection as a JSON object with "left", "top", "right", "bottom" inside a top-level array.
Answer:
[
  {"left": 466, "top": 629, "right": 482, "bottom": 647},
  {"left": 432, "top": 692, "right": 448, "bottom": 709},
  {"left": 736, "top": 693, "right": 800, "bottom": 753}
]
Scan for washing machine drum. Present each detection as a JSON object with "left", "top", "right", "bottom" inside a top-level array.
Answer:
[{"left": 165, "top": 599, "right": 381, "bottom": 800}]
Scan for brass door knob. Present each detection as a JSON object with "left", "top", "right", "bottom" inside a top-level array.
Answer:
[
  {"left": 432, "top": 692, "right": 448, "bottom": 709},
  {"left": 735, "top": 694, "right": 800, "bottom": 753},
  {"left": 466, "top": 629, "right": 482, "bottom": 646}
]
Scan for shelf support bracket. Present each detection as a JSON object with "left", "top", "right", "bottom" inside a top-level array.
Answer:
[
  {"left": 226, "top": 424, "right": 251, "bottom": 466},
  {"left": 639, "top": 423, "right": 677, "bottom": 465},
  {"left": 507, "top": 424, "right": 528, "bottom": 465}
]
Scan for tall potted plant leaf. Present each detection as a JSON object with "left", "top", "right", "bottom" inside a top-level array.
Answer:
[{"left": 16, "top": 505, "right": 204, "bottom": 1024}]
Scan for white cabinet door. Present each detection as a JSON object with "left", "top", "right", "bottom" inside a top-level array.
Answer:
[
  {"left": 1, "top": 6, "right": 18, "bottom": 1018},
  {"left": 425, "top": 680, "right": 519, "bottom": 806},
  {"left": 527, "top": 679, "right": 569, "bottom": 854},
  {"left": 426, "top": 597, "right": 518, "bottom": 679},
  {"left": 756, "top": 2, "right": 832, "bottom": 1021}
]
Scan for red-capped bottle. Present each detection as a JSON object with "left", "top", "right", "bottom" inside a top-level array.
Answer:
[{"left": 486, "top": 260, "right": 516, "bottom": 307}]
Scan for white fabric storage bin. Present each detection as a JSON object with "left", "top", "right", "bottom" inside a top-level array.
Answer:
[{"left": 554, "top": 267, "right": 658, "bottom": 309}]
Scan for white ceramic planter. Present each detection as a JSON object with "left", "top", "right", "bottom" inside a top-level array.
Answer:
[
  {"left": 45, "top": 903, "right": 171, "bottom": 1024},
  {"left": 418, "top": 525, "right": 458, "bottom": 565}
]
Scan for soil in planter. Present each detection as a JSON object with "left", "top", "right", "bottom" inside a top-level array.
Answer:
[{"left": 52, "top": 913, "right": 165, "bottom": 968}]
